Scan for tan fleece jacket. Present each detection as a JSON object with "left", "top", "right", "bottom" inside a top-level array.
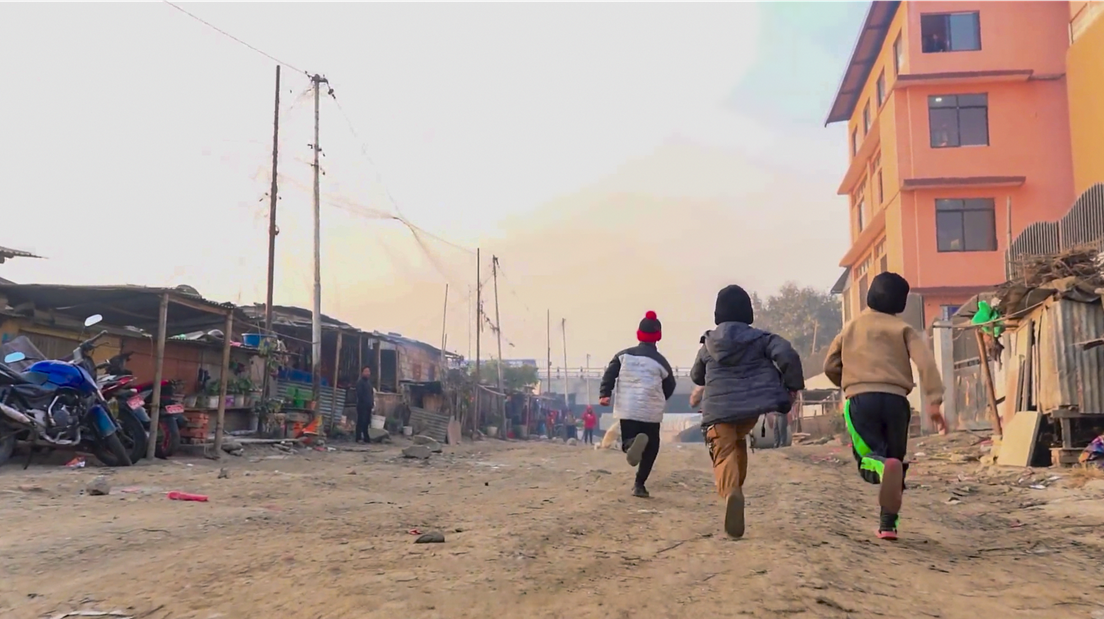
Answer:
[{"left": 823, "top": 309, "right": 944, "bottom": 405}]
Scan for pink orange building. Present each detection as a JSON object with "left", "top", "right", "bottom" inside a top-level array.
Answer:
[{"left": 826, "top": 1, "right": 1076, "bottom": 327}]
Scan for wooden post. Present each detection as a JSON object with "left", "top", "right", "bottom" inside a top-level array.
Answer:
[
  {"left": 145, "top": 293, "right": 170, "bottom": 460},
  {"left": 328, "top": 331, "right": 343, "bottom": 434},
  {"left": 373, "top": 340, "right": 382, "bottom": 390},
  {"left": 491, "top": 257, "right": 504, "bottom": 437},
  {"left": 474, "top": 247, "right": 481, "bottom": 432},
  {"left": 975, "top": 329, "right": 1003, "bottom": 436},
  {"left": 213, "top": 311, "right": 234, "bottom": 456}
]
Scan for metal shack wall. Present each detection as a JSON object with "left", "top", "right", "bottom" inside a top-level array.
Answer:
[{"left": 1040, "top": 298, "right": 1104, "bottom": 413}]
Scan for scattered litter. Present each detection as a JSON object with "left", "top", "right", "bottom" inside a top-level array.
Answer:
[
  {"left": 65, "top": 457, "right": 86, "bottom": 469},
  {"left": 16, "top": 484, "right": 43, "bottom": 492},
  {"left": 50, "top": 611, "right": 133, "bottom": 619},
  {"left": 914, "top": 452, "right": 927, "bottom": 458},
  {"left": 408, "top": 529, "right": 422, "bottom": 535},
  {"left": 414, "top": 531, "right": 445, "bottom": 544},
  {"left": 167, "top": 491, "right": 208, "bottom": 502},
  {"left": 218, "top": 468, "right": 229, "bottom": 479},
  {"left": 1029, "top": 484, "right": 1047, "bottom": 490},
  {"left": 945, "top": 498, "right": 962, "bottom": 505}
]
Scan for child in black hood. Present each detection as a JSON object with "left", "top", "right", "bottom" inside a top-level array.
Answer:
[{"left": 691, "top": 285, "right": 804, "bottom": 538}]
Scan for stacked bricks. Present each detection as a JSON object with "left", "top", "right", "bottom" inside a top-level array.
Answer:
[{"left": 181, "top": 411, "right": 210, "bottom": 443}]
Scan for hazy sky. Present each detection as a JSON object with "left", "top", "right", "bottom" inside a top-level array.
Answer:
[{"left": 0, "top": 2, "right": 865, "bottom": 369}]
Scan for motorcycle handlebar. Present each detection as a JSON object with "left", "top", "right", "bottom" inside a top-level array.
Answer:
[{"left": 80, "top": 330, "right": 109, "bottom": 351}]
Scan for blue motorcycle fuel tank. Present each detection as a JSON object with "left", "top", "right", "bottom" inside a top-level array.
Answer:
[{"left": 23, "top": 361, "right": 99, "bottom": 395}]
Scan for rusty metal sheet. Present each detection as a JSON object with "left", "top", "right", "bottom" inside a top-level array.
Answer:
[{"left": 1039, "top": 299, "right": 1104, "bottom": 413}]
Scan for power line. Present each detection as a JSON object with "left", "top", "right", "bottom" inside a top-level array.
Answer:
[{"left": 162, "top": 0, "right": 310, "bottom": 76}]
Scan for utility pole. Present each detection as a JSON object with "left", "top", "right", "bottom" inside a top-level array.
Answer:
[
  {"left": 474, "top": 248, "right": 482, "bottom": 431},
  {"left": 264, "top": 64, "right": 281, "bottom": 333},
  {"left": 440, "top": 283, "right": 449, "bottom": 371},
  {"left": 546, "top": 309, "right": 552, "bottom": 396},
  {"left": 560, "top": 317, "right": 569, "bottom": 410},
  {"left": 585, "top": 353, "right": 591, "bottom": 406},
  {"left": 261, "top": 64, "right": 281, "bottom": 407},
  {"left": 310, "top": 73, "right": 328, "bottom": 417},
  {"left": 494, "top": 255, "right": 505, "bottom": 434},
  {"left": 467, "top": 285, "right": 473, "bottom": 361}
]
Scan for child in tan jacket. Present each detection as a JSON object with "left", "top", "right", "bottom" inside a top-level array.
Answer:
[{"left": 823, "top": 272, "right": 946, "bottom": 541}]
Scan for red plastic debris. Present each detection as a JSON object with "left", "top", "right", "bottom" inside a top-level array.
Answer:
[{"left": 167, "top": 491, "right": 208, "bottom": 502}]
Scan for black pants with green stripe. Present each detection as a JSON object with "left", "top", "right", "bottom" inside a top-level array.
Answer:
[{"left": 844, "top": 393, "right": 910, "bottom": 488}]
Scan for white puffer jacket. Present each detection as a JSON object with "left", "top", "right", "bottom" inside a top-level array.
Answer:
[{"left": 598, "top": 343, "right": 677, "bottom": 423}]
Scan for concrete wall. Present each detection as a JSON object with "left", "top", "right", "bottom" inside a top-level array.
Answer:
[{"left": 1069, "top": 1, "right": 1104, "bottom": 194}]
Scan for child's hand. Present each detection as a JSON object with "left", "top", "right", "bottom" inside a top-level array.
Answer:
[
  {"left": 599, "top": 397, "right": 610, "bottom": 407},
  {"left": 928, "top": 402, "right": 948, "bottom": 435}
]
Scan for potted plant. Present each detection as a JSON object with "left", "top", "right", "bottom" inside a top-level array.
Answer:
[
  {"left": 205, "top": 380, "right": 222, "bottom": 409},
  {"left": 238, "top": 377, "right": 257, "bottom": 408}
]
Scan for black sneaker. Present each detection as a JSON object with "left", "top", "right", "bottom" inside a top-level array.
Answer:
[
  {"left": 632, "top": 484, "right": 650, "bottom": 498},
  {"left": 877, "top": 511, "right": 899, "bottom": 541}
]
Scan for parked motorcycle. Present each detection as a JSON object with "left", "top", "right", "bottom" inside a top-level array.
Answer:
[
  {"left": 98, "top": 351, "right": 184, "bottom": 459},
  {"left": 0, "top": 315, "right": 138, "bottom": 468},
  {"left": 96, "top": 370, "right": 151, "bottom": 463}
]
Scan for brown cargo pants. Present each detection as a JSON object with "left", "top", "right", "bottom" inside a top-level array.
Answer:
[{"left": 704, "top": 419, "right": 759, "bottom": 499}]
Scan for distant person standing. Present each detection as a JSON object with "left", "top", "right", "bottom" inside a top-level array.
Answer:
[
  {"left": 598, "top": 311, "right": 677, "bottom": 498},
  {"left": 773, "top": 411, "right": 789, "bottom": 448},
  {"left": 582, "top": 406, "right": 598, "bottom": 445},
  {"left": 355, "top": 366, "right": 375, "bottom": 443}
]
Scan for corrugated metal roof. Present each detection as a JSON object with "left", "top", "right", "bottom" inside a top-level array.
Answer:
[
  {"left": 0, "top": 283, "right": 237, "bottom": 334},
  {"left": 830, "top": 268, "right": 851, "bottom": 295},
  {"left": 0, "top": 245, "right": 43, "bottom": 261},
  {"left": 825, "top": 1, "right": 901, "bottom": 126}
]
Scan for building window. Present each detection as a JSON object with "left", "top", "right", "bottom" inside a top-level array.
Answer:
[
  {"left": 921, "top": 12, "right": 981, "bottom": 53},
  {"left": 871, "top": 153, "right": 883, "bottom": 205},
  {"left": 893, "top": 33, "right": 903, "bottom": 75},
  {"left": 928, "top": 94, "right": 988, "bottom": 148},
  {"left": 863, "top": 102, "right": 871, "bottom": 133},
  {"left": 880, "top": 255, "right": 888, "bottom": 273},
  {"left": 876, "top": 70, "right": 886, "bottom": 107},
  {"left": 936, "top": 198, "right": 997, "bottom": 252},
  {"left": 940, "top": 305, "right": 961, "bottom": 320},
  {"left": 851, "top": 128, "right": 858, "bottom": 156},
  {"left": 854, "top": 184, "right": 867, "bottom": 232}
]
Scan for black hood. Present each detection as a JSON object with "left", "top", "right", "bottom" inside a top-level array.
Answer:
[{"left": 704, "top": 322, "right": 770, "bottom": 366}]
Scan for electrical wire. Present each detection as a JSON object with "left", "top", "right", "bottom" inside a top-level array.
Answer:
[{"left": 161, "top": 1, "right": 311, "bottom": 77}]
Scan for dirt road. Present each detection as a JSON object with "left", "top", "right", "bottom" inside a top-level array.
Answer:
[{"left": 1, "top": 435, "right": 1101, "bottom": 619}]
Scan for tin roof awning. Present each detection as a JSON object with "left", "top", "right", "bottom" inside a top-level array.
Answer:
[
  {"left": 0, "top": 245, "right": 44, "bottom": 264},
  {"left": 0, "top": 283, "right": 238, "bottom": 335},
  {"left": 830, "top": 268, "right": 851, "bottom": 295},
  {"left": 825, "top": 1, "right": 901, "bottom": 126}
]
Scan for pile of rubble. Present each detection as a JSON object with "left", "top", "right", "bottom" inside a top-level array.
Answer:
[{"left": 1007, "top": 246, "right": 1104, "bottom": 289}]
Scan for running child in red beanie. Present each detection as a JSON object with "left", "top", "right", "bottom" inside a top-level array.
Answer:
[{"left": 598, "top": 311, "right": 677, "bottom": 498}]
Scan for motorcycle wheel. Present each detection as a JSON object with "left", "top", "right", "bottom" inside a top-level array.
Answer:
[
  {"left": 0, "top": 432, "right": 15, "bottom": 467},
  {"left": 156, "top": 417, "right": 181, "bottom": 459},
  {"left": 92, "top": 434, "right": 132, "bottom": 467},
  {"left": 117, "top": 408, "right": 148, "bottom": 463}
]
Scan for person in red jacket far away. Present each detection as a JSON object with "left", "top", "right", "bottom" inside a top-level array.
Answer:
[{"left": 582, "top": 406, "right": 598, "bottom": 445}]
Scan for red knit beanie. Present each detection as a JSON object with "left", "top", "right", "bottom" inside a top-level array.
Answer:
[{"left": 637, "top": 311, "right": 662, "bottom": 343}]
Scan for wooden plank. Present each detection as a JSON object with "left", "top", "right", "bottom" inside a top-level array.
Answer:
[{"left": 997, "top": 410, "right": 1043, "bottom": 467}]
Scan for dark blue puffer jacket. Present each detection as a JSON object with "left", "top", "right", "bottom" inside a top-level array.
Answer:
[{"left": 690, "top": 322, "right": 805, "bottom": 426}]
